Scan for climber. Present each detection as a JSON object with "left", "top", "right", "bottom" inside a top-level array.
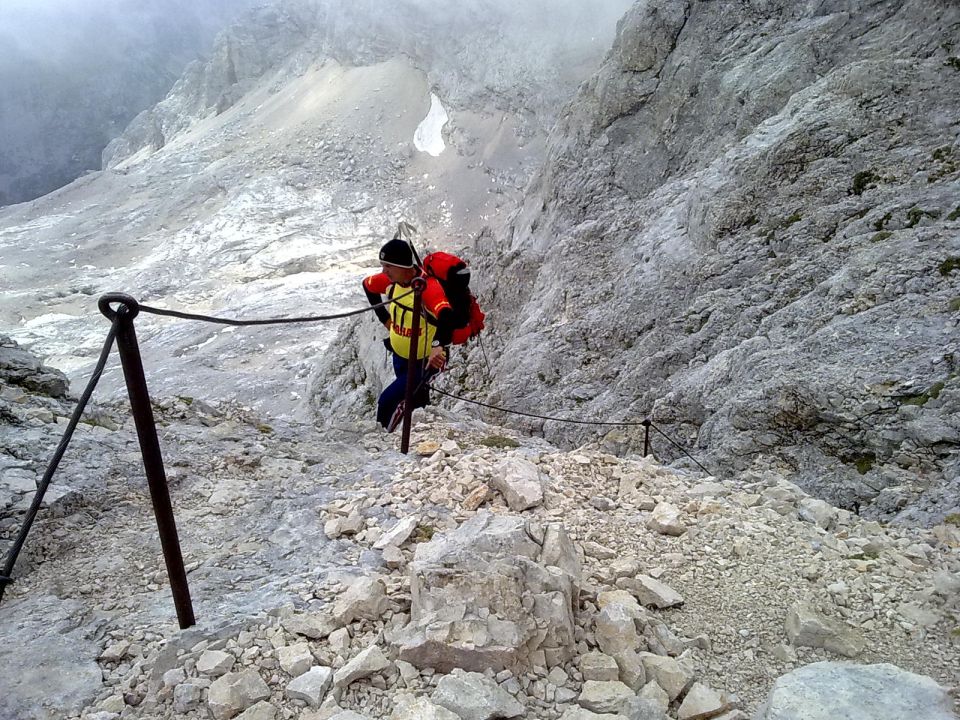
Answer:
[{"left": 362, "top": 236, "right": 453, "bottom": 431}]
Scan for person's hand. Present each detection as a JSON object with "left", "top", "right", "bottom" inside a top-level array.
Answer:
[
  {"left": 427, "top": 346, "right": 446, "bottom": 370},
  {"left": 383, "top": 320, "right": 391, "bottom": 330}
]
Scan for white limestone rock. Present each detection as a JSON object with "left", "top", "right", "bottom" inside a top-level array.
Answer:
[
  {"left": 492, "top": 457, "right": 544, "bottom": 511},
  {"left": 639, "top": 654, "right": 695, "bottom": 702},
  {"left": 785, "top": 602, "right": 864, "bottom": 657},
  {"left": 236, "top": 702, "right": 278, "bottom": 720},
  {"left": 632, "top": 575, "right": 684, "bottom": 609},
  {"left": 197, "top": 649, "right": 236, "bottom": 677},
  {"left": 432, "top": 669, "right": 526, "bottom": 720},
  {"left": 596, "top": 603, "right": 642, "bottom": 657},
  {"left": 577, "top": 680, "right": 635, "bottom": 714},
  {"left": 579, "top": 652, "right": 621, "bottom": 682},
  {"left": 282, "top": 612, "right": 339, "bottom": 640},
  {"left": 278, "top": 642, "right": 314, "bottom": 677},
  {"left": 677, "top": 682, "right": 730, "bottom": 720},
  {"left": 397, "top": 512, "right": 577, "bottom": 672},
  {"left": 646, "top": 503, "right": 687, "bottom": 536},
  {"left": 208, "top": 670, "right": 271, "bottom": 720},
  {"left": 332, "top": 645, "right": 391, "bottom": 688},
  {"left": 757, "top": 662, "right": 956, "bottom": 719},
  {"left": 286, "top": 666, "right": 334, "bottom": 708},
  {"left": 333, "top": 577, "right": 388, "bottom": 625},
  {"left": 373, "top": 517, "right": 419, "bottom": 549},
  {"left": 390, "top": 695, "right": 461, "bottom": 720}
]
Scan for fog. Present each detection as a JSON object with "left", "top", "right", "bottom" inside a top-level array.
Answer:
[
  {"left": 0, "top": 0, "right": 634, "bottom": 207},
  {"left": 0, "top": 0, "right": 256, "bottom": 206}
]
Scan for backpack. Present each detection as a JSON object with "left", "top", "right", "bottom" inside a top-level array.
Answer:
[{"left": 421, "top": 251, "right": 486, "bottom": 345}]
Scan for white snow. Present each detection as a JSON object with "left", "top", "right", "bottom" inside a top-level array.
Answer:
[{"left": 413, "top": 93, "right": 449, "bottom": 156}]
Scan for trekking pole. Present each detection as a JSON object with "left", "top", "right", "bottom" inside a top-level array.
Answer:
[
  {"left": 400, "top": 278, "right": 426, "bottom": 454},
  {"left": 642, "top": 419, "right": 652, "bottom": 457},
  {"left": 98, "top": 293, "right": 196, "bottom": 629}
]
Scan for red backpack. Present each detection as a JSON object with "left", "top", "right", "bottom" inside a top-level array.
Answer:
[{"left": 421, "top": 251, "right": 486, "bottom": 345}]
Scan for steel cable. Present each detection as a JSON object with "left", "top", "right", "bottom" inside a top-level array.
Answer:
[
  {"left": 137, "top": 291, "right": 412, "bottom": 326},
  {"left": 0, "top": 317, "right": 120, "bottom": 602}
]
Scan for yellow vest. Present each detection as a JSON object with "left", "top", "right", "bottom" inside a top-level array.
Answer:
[{"left": 388, "top": 284, "right": 437, "bottom": 360}]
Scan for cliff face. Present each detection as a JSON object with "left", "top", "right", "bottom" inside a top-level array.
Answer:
[
  {"left": 103, "top": 0, "right": 632, "bottom": 168},
  {"left": 475, "top": 0, "right": 960, "bottom": 522},
  {"left": 0, "top": 0, "right": 252, "bottom": 207}
]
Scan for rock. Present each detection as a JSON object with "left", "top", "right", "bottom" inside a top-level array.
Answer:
[
  {"left": 417, "top": 440, "right": 441, "bottom": 455},
  {"left": 560, "top": 709, "right": 629, "bottom": 720},
  {"left": 619, "top": 696, "right": 670, "bottom": 720},
  {"left": 99, "top": 641, "right": 130, "bottom": 662},
  {"left": 757, "top": 662, "right": 956, "bottom": 719},
  {"left": 580, "top": 652, "right": 621, "bottom": 682},
  {"left": 278, "top": 642, "right": 314, "bottom": 677},
  {"left": 462, "top": 483, "right": 492, "bottom": 510},
  {"left": 286, "top": 666, "right": 334, "bottom": 708},
  {"left": 638, "top": 680, "right": 670, "bottom": 712},
  {"left": 397, "top": 512, "right": 577, "bottom": 672},
  {"left": 329, "top": 712, "right": 374, "bottom": 720},
  {"left": 639, "top": 654, "right": 695, "bottom": 702},
  {"left": 391, "top": 695, "right": 461, "bottom": 720},
  {"left": 541, "top": 523, "right": 582, "bottom": 581},
  {"left": 596, "top": 603, "right": 642, "bottom": 657},
  {"left": 631, "top": 576, "right": 684, "bottom": 609},
  {"left": 198, "top": 649, "right": 237, "bottom": 677},
  {"left": 332, "top": 577, "right": 388, "bottom": 624},
  {"left": 676, "top": 682, "right": 730, "bottom": 719},
  {"left": 578, "top": 680, "right": 636, "bottom": 714},
  {"left": 492, "top": 457, "right": 544, "bottom": 511},
  {"left": 328, "top": 627, "right": 351, "bottom": 656},
  {"left": 797, "top": 498, "right": 838, "bottom": 530},
  {"left": 382, "top": 544, "right": 405, "bottom": 568},
  {"left": 236, "top": 702, "right": 278, "bottom": 720},
  {"left": 432, "top": 669, "right": 526, "bottom": 719},
  {"left": 583, "top": 541, "right": 617, "bottom": 559},
  {"left": 333, "top": 645, "right": 391, "bottom": 687},
  {"left": 373, "top": 517, "right": 419, "bottom": 549},
  {"left": 283, "top": 612, "right": 338, "bottom": 640},
  {"left": 615, "top": 650, "right": 647, "bottom": 691},
  {"left": 785, "top": 602, "right": 865, "bottom": 657},
  {"left": 647, "top": 503, "right": 686, "bottom": 536},
  {"left": 174, "top": 683, "right": 204, "bottom": 713},
  {"left": 208, "top": 670, "right": 271, "bottom": 720}
]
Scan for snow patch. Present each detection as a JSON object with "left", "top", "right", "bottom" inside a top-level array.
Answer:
[{"left": 414, "top": 93, "right": 449, "bottom": 156}]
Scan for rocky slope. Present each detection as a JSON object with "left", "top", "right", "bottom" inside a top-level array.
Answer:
[
  {"left": 2, "top": 337, "right": 958, "bottom": 718},
  {"left": 461, "top": 0, "right": 960, "bottom": 525},
  {"left": 1, "top": 0, "right": 626, "bottom": 421},
  {"left": 0, "top": 0, "right": 253, "bottom": 207}
]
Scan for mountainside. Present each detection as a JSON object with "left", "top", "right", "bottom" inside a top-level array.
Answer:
[
  {"left": 1, "top": 0, "right": 628, "bottom": 418},
  {"left": 468, "top": 0, "right": 960, "bottom": 525},
  {"left": 0, "top": 0, "right": 253, "bottom": 207},
  {"left": 2, "top": 2, "right": 960, "bottom": 720}
]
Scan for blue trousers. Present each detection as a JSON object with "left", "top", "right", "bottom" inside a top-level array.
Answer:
[{"left": 376, "top": 353, "right": 437, "bottom": 429}]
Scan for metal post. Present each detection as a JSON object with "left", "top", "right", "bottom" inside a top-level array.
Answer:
[
  {"left": 99, "top": 293, "right": 195, "bottom": 629},
  {"left": 400, "top": 278, "right": 426, "bottom": 454},
  {"left": 642, "top": 419, "right": 651, "bottom": 457}
]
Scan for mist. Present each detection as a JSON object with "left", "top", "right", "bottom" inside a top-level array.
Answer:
[{"left": 0, "top": 0, "right": 256, "bottom": 207}]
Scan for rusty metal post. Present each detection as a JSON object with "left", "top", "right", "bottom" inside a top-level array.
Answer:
[
  {"left": 642, "top": 419, "right": 652, "bottom": 457},
  {"left": 400, "top": 278, "right": 426, "bottom": 454},
  {"left": 99, "top": 293, "right": 196, "bottom": 629}
]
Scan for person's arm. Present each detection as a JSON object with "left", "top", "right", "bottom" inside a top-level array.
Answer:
[
  {"left": 423, "top": 281, "right": 455, "bottom": 369},
  {"left": 363, "top": 274, "right": 391, "bottom": 327}
]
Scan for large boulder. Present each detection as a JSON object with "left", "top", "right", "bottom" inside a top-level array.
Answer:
[
  {"left": 757, "top": 662, "right": 956, "bottom": 719},
  {"left": 396, "top": 512, "right": 580, "bottom": 672}
]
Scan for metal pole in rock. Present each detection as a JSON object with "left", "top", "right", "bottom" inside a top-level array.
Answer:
[
  {"left": 98, "top": 293, "right": 196, "bottom": 629},
  {"left": 642, "top": 419, "right": 652, "bottom": 457},
  {"left": 400, "top": 278, "right": 426, "bottom": 455}
]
